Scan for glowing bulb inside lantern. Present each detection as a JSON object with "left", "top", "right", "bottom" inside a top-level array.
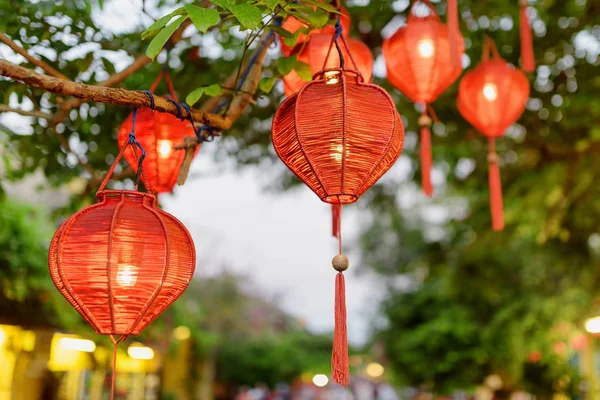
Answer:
[
  {"left": 158, "top": 140, "right": 172, "bottom": 158},
  {"left": 417, "top": 39, "right": 435, "bottom": 58},
  {"left": 330, "top": 143, "right": 349, "bottom": 162},
  {"left": 116, "top": 264, "right": 138, "bottom": 287},
  {"left": 324, "top": 71, "right": 340, "bottom": 85},
  {"left": 483, "top": 83, "right": 498, "bottom": 101}
]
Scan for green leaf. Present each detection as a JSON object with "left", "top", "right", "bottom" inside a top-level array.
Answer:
[
  {"left": 204, "top": 84, "right": 223, "bottom": 97},
  {"left": 186, "top": 87, "right": 205, "bottom": 105},
  {"left": 229, "top": 4, "right": 263, "bottom": 30},
  {"left": 276, "top": 55, "right": 297, "bottom": 76},
  {"left": 210, "top": 0, "right": 235, "bottom": 8},
  {"left": 301, "top": 0, "right": 340, "bottom": 13},
  {"left": 294, "top": 61, "right": 312, "bottom": 82},
  {"left": 142, "top": 7, "right": 186, "bottom": 40},
  {"left": 264, "top": 0, "right": 280, "bottom": 10},
  {"left": 146, "top": 16, "right": 187, "bottom": 60},
  {"left": 269, "top": 25, "right": 293, "bottom": 38},
  {"left": 309, "top": 8, "right": 329, "bottom": 28},
  {"left": 186, "top": 5, "right": 220, "bottom": 33},
  {"left": 259, "top": 77, "right": 277, "bottom": 93},
  {"left": 283, "top": 32, "right": 300, "bottom": 48}
]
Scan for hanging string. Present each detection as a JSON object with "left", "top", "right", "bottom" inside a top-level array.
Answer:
[
  {"left": 519, "top": 0, "right": 535, "bottom": 72},
  {"left": 334, "top": 17, "right": 345, "bottom": 69},
  {"left": 109, "top": 335, "right": 127, "bottom": 400},
  {"left": 127, "top": 108, "right": 146, "bottom": 189}
]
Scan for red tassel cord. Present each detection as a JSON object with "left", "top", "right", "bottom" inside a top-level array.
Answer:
[
  {"left": 447, "top": 0, "right": 460, "bottom": 67},
  {"left": 419, "top": 110, "right": 433, "bottom": 197},
  {"left": 332, "top": 203, "right": 340, "bottom": 238},
  {"left": 488, "top": 138, "right": 505, "bottom": 231},
  {"left": 331, "top": 203, "right": 349, "bottom": 386},
  {"left": 520, "top": 0, "right": 535, "bottom": 72},
  {"left": 332, "top": 271, "right": 349, "bottom": 386}
]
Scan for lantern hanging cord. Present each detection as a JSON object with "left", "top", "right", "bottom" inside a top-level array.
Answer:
[
  {"left": 128, "top": 94, "right": 148, "bottom": 187},
  {"left": 109, "top": 335, "right": 128, "bottom": 400},
  {"left": 334, "top": 17, "right": 345, "bottom": 69}
]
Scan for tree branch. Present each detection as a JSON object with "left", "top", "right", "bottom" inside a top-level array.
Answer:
[
  {"left": 0, "top": 104, "right": 52, "bottom": 120},
  {"left": 0, "top": 32, "right": 69, "bottom": 80},
  {"left": 0, "top": 59, "right": 230, "bottom": 130}
]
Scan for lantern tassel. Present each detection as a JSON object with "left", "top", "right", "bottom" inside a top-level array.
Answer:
[
  {"left": 447, "top": 0, "right": 460, "bottom": 67},
  {"left": 488, "top": 139, "right": 504, "bottom": 231},
  {"left": 520, "top": 0, "right": 535, "bottom": 72},
  {"left": 332, "top": 271, "right": 349, "bottom": 386},
  {"left": 332, "top": 204, "right": 340, "bottom": 237},
  {"left": 419, "top": 111, "right": 433, "bottom": 197}
]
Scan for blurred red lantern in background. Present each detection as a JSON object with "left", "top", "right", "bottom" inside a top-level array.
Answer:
[
  {"left": 273, "top": 31, "right": 404, "bottom": 385},
  {"left": 383, "top": 0, "right": 463, "bottom": 196},
  {"left": 457, "top": 37, "right": 529, "bottom": 231},
  {"left": 118, "top": 72, "right": 198, "bottom": 193},
  {"left": 283, "top": 32, "right": 373, "bottom": 96},
  {"left": 279, "top": 6, "right": 351, "bottom": 56}
]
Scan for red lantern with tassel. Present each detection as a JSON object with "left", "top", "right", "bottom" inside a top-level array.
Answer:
[
  {"left": 118, "top": 71, "right": 198, "bottom": 193},
  {"left": 457, "top": 37, "right": 529, "bottom": 231},
  {"left": 272, "top": 29, "right": 404, "bottom": 385},
  {"left": 279, "top": 6, "right": 352, "bottom": 56},
  {"left": 49, "top": 129, "right": 196, "bottom": 398},
  {"left": 383, "top": 0, "right": 463, "bottom": 196}
]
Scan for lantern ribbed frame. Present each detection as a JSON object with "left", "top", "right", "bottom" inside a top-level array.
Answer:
[
  {"left": 273, "top": 69, "right": 404, "bottom": 204},
  {"left": 457, "top": 59, "right": 530, "bottom": 137},
  {"left": 279, "top": 7, "right": 352, "bottom": 56},
  {"left": 383, "top": 12, "right": 464, "bottom": 104},
  {"left": 118, "top": 108, "right": 197, "bottom": 193},
  {"left": 49, "top": 190, "right": 196, "bottom": 336},
  {"left": 283, "top": 33, "right": 373, "bottom": 96}
]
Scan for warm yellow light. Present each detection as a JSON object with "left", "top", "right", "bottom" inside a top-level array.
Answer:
[
  {"left": 116, "top": 264, "right": 138, "bottom": 287},
  {"left": 324, "top": 71, "right": 340, "bottom": 85},
  {"left": 158, "top": 140, "right": 172, "bottom": 158},
  {"left": 59, "top": 337, "right": 96, "bottom": 352},
  {"left": 128, "top": 345, "right": 154, "bottom": 360},
  {"left": 0, "top": 328, "right": 6, "bottom": 347},
  {"left": 366, "top": 362, "right": 385, "bottom": 378},
  {"left": 483, "top": 83, "right": 498, "bottom": 101},
  {"left": 585, "top": 316, "right": 600, "bottom": 333},
  {"left": 312, "top": 374, "right": 329, "bottom": 387},
  {"left": 331, "top": 143, "right": 344, "bottom": 162},
  {"left": 173, "top": 326, "right": 191, "bottom": 341},
  {"left": 417, "top": 39, "right": 435, "bottom": 58}
]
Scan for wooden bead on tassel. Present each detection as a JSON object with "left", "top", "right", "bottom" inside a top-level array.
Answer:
[{"left": 332, "top": 255, "right": 349, "bottom": 272}]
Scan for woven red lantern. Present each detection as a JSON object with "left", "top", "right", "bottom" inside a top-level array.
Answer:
[
  {"left": 383, "top": 0, "right": 463, "bottom": 196},
  {"left": 272, "top": 33, "right": 404, "bottom": 385},
  {"left": 457, "top": 37, "right": 529, "bottom": 231},
  {"left": 49, "top": 136, "right": 196, "bottom": 398},
  {"left": 283, "top": 31, "right": 373, "bottom": 96},
  {"left": 279, "top": 6, "right": 351, "bottom": 56},
  {"left": 118, "top": 72, "right": 198, "bottom": 193}
]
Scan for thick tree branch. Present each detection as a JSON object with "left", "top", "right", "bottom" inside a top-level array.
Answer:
[
  {"left": 0, "top": 104, "right": 52, "bottom": 120},
  {"left": 0, "top": 32, "right": 69, "bottom": 80},
  {"left": 0, "top": 59, "right": 230, "bottom": 130}
]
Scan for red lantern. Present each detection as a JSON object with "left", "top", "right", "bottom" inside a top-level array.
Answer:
[
  {"left": 279, "top": 6, "right": 351, "bottom": 56},
  {"left": 118, "top": 72, "right": 198, "bottom": 193},
  {"left": 457, "top": 37, "right": 529, "bottom": 231},
  {"left": 49, "top": 138, "right": 196, "bottom": 398},
  {"left": 383, "top": 0, "right": 464, "bottom": 196},
  {"left": 272, "top": 34, "right": 404, "bottom": 385}
]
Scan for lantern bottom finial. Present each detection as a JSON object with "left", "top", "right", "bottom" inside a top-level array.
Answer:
[{"left": 332, "top": 254, "right": 349, "bottom": 272}]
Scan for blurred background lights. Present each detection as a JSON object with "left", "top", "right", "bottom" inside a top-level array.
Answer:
[
  {"left": 585, "top": 316, "right": 600, "bottom": 333},
  {"left": 59, "top": 337, "right": 96, "bottom": 352},
  {"left": 366, "top": 362, "right": 385, "bottom": 378},
  {"left": 173, "top": 325, "right": 191, "bottom": 341},
  {"left": 312, "top": 374, "right": 329, "bottom": 387},
  {"left": 128, "top": 345, "right": 155, "bottom": 360}
]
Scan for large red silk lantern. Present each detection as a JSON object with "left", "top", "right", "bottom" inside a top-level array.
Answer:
[
  {"left": 383, "top": 0, "right": 463, "bottom": 196},
  {"left": 457, "top": 37, "right": 529, "bottom": 231},
  {"left": 118, "top": 72, "right": 198, "bottom": 193},
  {"left": 49, "top": 137, "right": 196, "bottom": 398},
  {"left": 283, "top": 32, "right": 373, "bottom": 96},
  {"left": 272, "top": 33, "right": 404, "bottom": 385}
]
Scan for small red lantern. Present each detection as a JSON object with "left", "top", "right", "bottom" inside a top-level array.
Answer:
[
  {"left": 457, "top": 37, "right": 529, "bottom": 231},
  {"left": 49, "top": 138, "right": 196, "bottom": 398},
  {"left": 279, "top": 6, "right": 351, "bottom": 56},
  {"left": 283, "top": 31, "right": 373, "bottom": 96},
  {"left": 272, "top": 34, "right": 404, "bottom": 386},
  {"left": 383, "top": 0, "right": 463, "bottom": 196},
  {"left": 118, "top": 72, "right": 198, "bottom": 193}
]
